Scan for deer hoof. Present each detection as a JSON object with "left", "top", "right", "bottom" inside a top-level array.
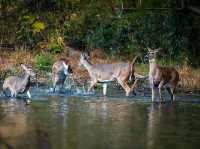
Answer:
[
  {"left": 26, "top": 99, "right": 31, "bottom": 105},
  {"left": 171, "top": 100, "right": 176, "bottom": 104},
  {"left": 126, "top": 88, "right": 132, "bottom": 96},
  {"left": 160, "top": 100, "right": 165, "bottom": 104},
  {"left": 126, "top": 91, "right": 130, "bottom": 96}
]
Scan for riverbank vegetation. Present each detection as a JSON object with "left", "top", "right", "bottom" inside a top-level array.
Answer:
[{"left": 1, "top": 0, "right": 200, "bottom": 90}]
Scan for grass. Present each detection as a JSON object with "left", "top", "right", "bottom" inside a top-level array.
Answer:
[
  {"left": 178, "top": 66, "right": 200, "bottom": 90},
  {"left": 0, "top": 48, "right": 200, "bottom": 90}
]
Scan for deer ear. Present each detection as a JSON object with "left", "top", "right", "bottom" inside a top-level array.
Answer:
[
  {"left": 81, "top": 52, "right": 89, "bottom": 59},
  {"left": 80, "top": 53, "right": 84, "bottom": 59},
  {"left": 21, "top": 64, "right": 30, "bottom": 72},
  {"left": 85, "top": 52, "right": 90, "bottom": 59},
  {"left": 20, "top": 64, "right": 26, "bottom": 69},
  {"left": 62, "top": 61, "right": 69, "bottom": 70}
]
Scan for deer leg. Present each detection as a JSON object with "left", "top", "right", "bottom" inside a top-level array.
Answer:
[
  {"left": 59, "top": 82, "right": 65, "bottom": 92},
  {"left": 88, "top": 80, "right": 97, "bottom": 93},
  {"left": 149, "top": 77, "right": 156, "bottom": 102},
  {"left": 170, "top": 86, "right": 176, "bottom": 103},
  {"left": 11, "top": 92, "right": 14, "bottom": 98},
  {"left": 10, "top": 89, "right": 17, "bottom": 98},
  {"left": 117, "top": 80, "right": 131, "bottom": 96},
  {"left": 158, "top": 81, "right": 165, "bottom": 103},
  {"left": 166, "top": 87, "right": 173, "bottom": 102},
  {"left": 103, "top": 83, "right": 108, "bottom": 96},
  {"left": 27, "top": 90, "right": 31, "bottom": 98},
  {"left": 151, "top": 86, "right": 156, "bottom": 102},
  {"left": 53, "top": 82, "right": 56, "bottom": 92},
  {"left": 130, "top": 79, "right": 138, "bottom": 91},
  {"left": 25, "top": 90, "right": 31, "bottom": 104}
]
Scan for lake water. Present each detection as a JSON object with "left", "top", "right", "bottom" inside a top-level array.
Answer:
[{"left": 0, "top": 88, "right": 200, "bottom": 149}]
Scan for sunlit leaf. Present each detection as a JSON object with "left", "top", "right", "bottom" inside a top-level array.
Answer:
[{"left": 32, "top": 21, "right": 45, "bottom": 32}]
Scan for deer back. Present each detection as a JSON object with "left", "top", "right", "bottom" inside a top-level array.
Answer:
[
  {"left": 3, "top": 74, "right": 30, "bottom": 94},
  {"left": 153, "top": 65, "right": 179, "bottom": 86},
  {"left": 90, "top": 63, "right": 132, "bottom": 81}
]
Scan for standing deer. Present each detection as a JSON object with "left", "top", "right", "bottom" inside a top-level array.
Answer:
[
  {"left": 52, "top": 58, "right": 72, "bottom": 92},
  {"left": 3, "top": 64, "right": 36, "bottom": 103},
  {"left": 79, "top": 53, "right": 138, "bottom": 96},
  {"left": 147, "top": 48, "right": 180, "bottom": 103}
]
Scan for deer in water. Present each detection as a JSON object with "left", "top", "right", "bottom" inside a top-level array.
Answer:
[
  {"left": 52, "top": 58, "right": 72, "bottom": 92},
  {"left": 147, "top": 48, "right": 180, "bottom": 103},
  {"left": 3, "top": 64, "right": 36, "bottom": 103},
  {"left": 79, "top": 53, "right": 139, "bottom": 96}
]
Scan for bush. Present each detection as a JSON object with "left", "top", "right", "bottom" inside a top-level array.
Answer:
[
  {"left": 34, "top": 53, "right": 53, "bottom": 71},
  {"left": 48, "top": 36, "right": 64, "bottom": 53},
  {"left": 17, "top": 15, "right": 46, "bottom": 48}
]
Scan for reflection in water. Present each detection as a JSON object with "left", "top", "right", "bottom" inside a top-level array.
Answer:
[
  {"left": 147, "top": 104, "right": 162, "bottom": 149},
  {"left": 0, "top": 100, "right": 28, "bottom": 148},
  {"left": 0, "top": 97, "right": 200, "bottom": 149}
]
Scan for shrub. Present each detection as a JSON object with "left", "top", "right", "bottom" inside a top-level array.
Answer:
[{"left": 34, "top": 53, "right": 53, "bottom": 71}]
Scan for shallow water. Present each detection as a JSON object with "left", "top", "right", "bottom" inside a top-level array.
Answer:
[{"left": 0, "top": 88, "right": 200, "bottom": 149}]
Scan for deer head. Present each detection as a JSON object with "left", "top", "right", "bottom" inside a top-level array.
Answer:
[
  {"left": 20, "top": 64, "right": 36, "bottom": 77},
  {"left": 146, "top": 47, "right": 162, "bottom": 62},
  {"left": 79, "top": 52, "right": 90, "bottom": 67}
]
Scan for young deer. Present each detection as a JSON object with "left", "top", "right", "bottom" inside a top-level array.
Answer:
[
  {"left": 79, "top": 53, "right": 138, "bottom": 96},
  {"left": 52, "top": 59, "right": 72, "bottom": 92},
  {"left": 3, "top": 64, "right": 36, "bottom": 103},
  {"left": 147, "top": 48, "right": 180, "bottom": 103}
]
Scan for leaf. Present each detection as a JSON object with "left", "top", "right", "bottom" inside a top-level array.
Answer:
[
  {"left": 32, "top": 21, "right": 45, "bottom": 32},
  {"left": 21, "top": 15, "right": 35, "bottom": 24}
]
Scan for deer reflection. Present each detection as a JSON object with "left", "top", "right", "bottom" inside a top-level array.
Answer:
[
  {"left": 0, "top": 101, "right": 28, "bottom": 148},
  {"left": 146, "top": 104, "right": 162, "bottom": 149}
]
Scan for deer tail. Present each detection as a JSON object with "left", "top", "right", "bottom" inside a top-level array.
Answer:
[{"left": 129, "top": 56, "right": 138, "bottom": 81}]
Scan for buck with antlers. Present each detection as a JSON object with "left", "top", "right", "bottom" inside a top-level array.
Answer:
[
  {"left": 79, "top": 53, "right": 139, "bottom": 96},
  {"left": 147, "top": 48, "right": 180, "bottom": 103}
]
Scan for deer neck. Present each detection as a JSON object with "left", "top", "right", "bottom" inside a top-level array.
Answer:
[
  {"left": 22, "top": 73, "right": 31, "bottom": 85},
  {"left": 82, "top": 59, "right": 92, "bottom": 71},
  {"left": 149, "top": 58, "right": 157, "bottom": 75}
]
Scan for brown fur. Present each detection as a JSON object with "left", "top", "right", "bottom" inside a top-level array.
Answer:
[
  {"left": 79, "top": 54, "right": 138, "bottom": 96},
  {"left": 148, "top": 48, "right": 180, "bottom": 103},
  {"left": 52, "top": 59, "right": 72, "bottom": 92}
]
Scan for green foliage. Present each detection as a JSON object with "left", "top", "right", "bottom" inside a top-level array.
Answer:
[
  {"left": 48, "top": 31, "right": 64, "bottom": 53},
  {"left": 49, "top": 41, "right": 62, "bottom": 53},
  {"left": 34, "top": 53, "right": 53, "bottom": 71},
  {"left": 2, "top": 0, "right": 200, "bottom": 66},
  {"left": 17, "top": 15, "right": 45, "bottom": 48},
  {"left": 32, "top": 21, "right": 46, "bottom": 33}
]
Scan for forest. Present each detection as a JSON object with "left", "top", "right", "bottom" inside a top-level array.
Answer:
[{"left": 0, "top": 0, "right": 200, "bottom": 89}]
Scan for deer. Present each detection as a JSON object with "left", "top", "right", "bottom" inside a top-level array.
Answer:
[
  {"left": 52, "top": 58, "right": 72, "bottom": 92},
  {"left": 79, "top": 53, "right": 139, "bottom": 96},
  {"left": 3, "top": 64, "right": 36, "bottom": 103},
  {"left": 147, "top": 48, "right": 180, "bottom": 103}
]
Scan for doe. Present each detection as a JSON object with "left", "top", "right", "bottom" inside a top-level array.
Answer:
[
  {"left": 3, "top": 64, "right": 36, "bottom": 103},
  {"left": 79, "top": 53, "right": 138, "bottom": 96},
  {"left": 147, "top": 48, "right": 180, "bottom": 103},
  {"left": 52, "top": 58, "right": 72, "bottom": 92}
]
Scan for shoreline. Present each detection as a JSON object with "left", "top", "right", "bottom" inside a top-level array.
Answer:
[{"left": 0, "top": 48, "right": 200, "bottom": 92}]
